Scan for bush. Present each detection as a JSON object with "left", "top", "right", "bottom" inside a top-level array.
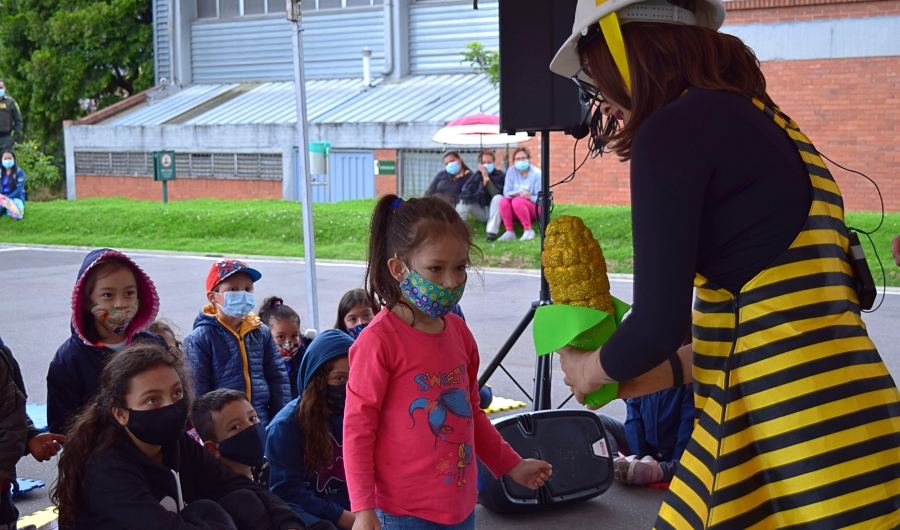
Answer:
[{"left": 14, "top": 140, "right": 61, "bottom": 193}]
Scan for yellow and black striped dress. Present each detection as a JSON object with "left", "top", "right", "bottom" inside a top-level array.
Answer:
[{"left": 655, "top": 99, "right": 900, "bottom": 529}]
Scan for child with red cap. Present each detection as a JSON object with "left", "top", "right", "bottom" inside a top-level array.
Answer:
[{"left": 183, "top": 259, "right": 291, "bottom": 426}]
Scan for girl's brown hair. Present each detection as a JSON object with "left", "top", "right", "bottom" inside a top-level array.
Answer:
[
  {"left": 364, "top": 194, "right": 479, "bottom": 312},
  {"left": 582, "top": 17, "right": 775, "bottom": 160},
  {"left": 298, "top": 358, "right": 340, "bottom": 475},
  {"left": 334, "top": 288, "right": 375, "bottom": 332},
  {"left": 51, "top": 342, "right": 189, "bottom": 526}
]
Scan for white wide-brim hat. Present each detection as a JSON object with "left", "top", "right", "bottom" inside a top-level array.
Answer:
[{"left": 549, "top": 0, "right": 727, "bottom": 81}]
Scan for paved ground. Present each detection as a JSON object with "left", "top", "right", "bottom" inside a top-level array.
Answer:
[{"left": 5, "top": 245, "right": 900, "bottom": 529}]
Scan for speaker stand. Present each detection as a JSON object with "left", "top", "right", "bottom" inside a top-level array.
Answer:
[{"left": 479, "top": 130, "right": 555, "bottom": 412}]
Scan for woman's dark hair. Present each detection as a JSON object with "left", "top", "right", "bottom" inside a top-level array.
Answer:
[
  {"left": 334, "top": 288, "right": 374, "bottom": 332},
  {"left": 51, "top": 341, "right": 189, "bottom": 526},
  {"left": 364, "top": 194, "right": 479, "bottom": 312},
  {"left": 258, "top": 296, "right": 301, "bottom": 328},
  {"left": 581, "top": 15, "right": 775, "bottom": 160},
  {"left": 81, "top": 258, "right": 138, "bottom": 344},
  {"left": 298, "top": 358, "right": 340, "bottom": 475},
  {"left": 1, "top": 149, "right": 17, "bottom": 176}
]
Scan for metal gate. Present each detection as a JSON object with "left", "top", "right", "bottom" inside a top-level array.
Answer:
[
  {"left": 398, "top": 148, "right": 485, "bottom": 198},
  {"left": 297, "top": 149, "right": 375, "bottom": 203}
]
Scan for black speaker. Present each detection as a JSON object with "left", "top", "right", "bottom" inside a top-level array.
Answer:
[
  {"left": 477, "top": 410, "right": 615, "bottom": 513},
  {"left": 499, "top": 0, "right": 583, "bottom": 134}
]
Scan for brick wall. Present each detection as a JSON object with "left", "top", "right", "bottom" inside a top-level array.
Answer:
[
  {"left": 76, "top": 175, "right": 282, "bottom": 200},
  {"left": 529, "top": 55, "right": 900, "bottom": 212},
  {"left": 374, "top": 148, "right": 398, "bottom": 196},
  {"left": 725, "top": 0, "right": 900, "bottom": 24}
]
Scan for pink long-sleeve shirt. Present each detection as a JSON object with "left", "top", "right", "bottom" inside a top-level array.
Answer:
[{"left": 344, "top": 309, "right": 522, "bottom": 525}]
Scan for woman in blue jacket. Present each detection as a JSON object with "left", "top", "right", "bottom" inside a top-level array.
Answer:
[
  {"left": 0, "top": 150, "right": 25, "bottom": 220},
  {"left": 266, "top": 330, "right": 354, "bottom": 530}
]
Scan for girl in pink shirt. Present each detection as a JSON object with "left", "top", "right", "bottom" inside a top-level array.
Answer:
[{"left": 344, "top": 195, "right": 552, "bottom": 530}]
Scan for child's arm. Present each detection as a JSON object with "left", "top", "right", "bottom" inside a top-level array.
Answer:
[
  {"left": 0, "top": 356, "right": 26, "bottom": 480},
  {"left": 262, "top": 332, "right": 290, "bottom": 413},
  {"left": 344, "top": 334, "right": 390, "bottom": 515},
  {"left": 266, "top": 418, "right": 347, "bottom": 525},
  {"left": 182, "top": 333, "right": 213, "bottom": 398}
]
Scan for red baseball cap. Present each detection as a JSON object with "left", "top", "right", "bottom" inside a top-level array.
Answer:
[{"left": 206, "top": 259, "right": 262, "bottom": 292}]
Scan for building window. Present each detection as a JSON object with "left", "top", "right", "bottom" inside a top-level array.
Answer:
[
  {"left": 197, "top": 0, "right": 381, "bottom": 18},
  {"left": 74, "top": 152, "right": 283, "bottom": 181}
]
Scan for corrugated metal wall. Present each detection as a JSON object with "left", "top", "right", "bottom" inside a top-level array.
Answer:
[
  {"left": 154, "top": 0, "right": 171, "bottom": 84},
  {"left": 409, "top": 0, "right": 498, "bottom": 75},
  {"left": 298, "top": 149, "right": 375, "bottom": 203},
  {"left": 191, "top": 9, "right": 385, "bottom": 83}
]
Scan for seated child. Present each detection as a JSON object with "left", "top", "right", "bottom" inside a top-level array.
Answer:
[
  {"left": 149, "top": 319, "right": 182, "bottom": 351},
  {"left": 267, "top": 330, "right": 355, "bottom": 530},
  {"left": 192, "top": 389, "right": 270, "bottom": 487},
  {"left": 259, "top": 297, "right": 315, "bottom": 400},
  {"left": 183, "top": 259, "right": 290, "bottom": 426},
  {"left": 612, "top": 384, "right": 695, "bottom": 485},
  {"left": 47, "top": 248, "right": 165, "bottom": 435},
  {"left": 0, "top": 338, "right": 66, "bottom": 528},
  {"left": 51, "top": 341, "right": 306, "bottom": 530},
  {"left": 333, "top": 289, "right": 375, "bottom": 339}
]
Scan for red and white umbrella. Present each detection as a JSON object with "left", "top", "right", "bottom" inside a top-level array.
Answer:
[{"left": 432, "top": 113, "right": 531, "bottom": 146}]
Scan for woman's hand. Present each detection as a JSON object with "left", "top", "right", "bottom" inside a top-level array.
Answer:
[
  {"left": 337, "top": 510, "right": 357, "bottom": 530},
  {"left": 558, "top": 346, "right": 613, "bottom": 404},
  {"left": 508, "top": 458, "right": 553, "bottom": 489},
  {"left": 27, "top": 433, "right": 66, "bottom": 462},
  {"left": 521, "top": 190, "right": 532, "bottom": 200},
  {"left": 352, "top": 509, "right": 380, "bottom": 530}
]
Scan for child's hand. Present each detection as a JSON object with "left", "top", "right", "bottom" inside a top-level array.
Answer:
[
  {"left": 508, "top": 458, "right": 552, "bottom": 489},
  {"left": 351, "top": 509, "right": 380, "bottom": 530},
  {"left": 28, "top": 433, "right": 66, "bottom": 462}
]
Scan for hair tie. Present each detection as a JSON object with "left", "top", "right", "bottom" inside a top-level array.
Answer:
[
  {"left": 391, "top": 197, "right": 404, "bottom": 210},
  {"left": 274, "top": 300, "right": 282, "bottom": 306}
]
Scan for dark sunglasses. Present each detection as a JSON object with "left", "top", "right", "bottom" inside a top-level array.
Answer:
[{"left": 572, "top": 64, "right": 603, "bottom": 102}]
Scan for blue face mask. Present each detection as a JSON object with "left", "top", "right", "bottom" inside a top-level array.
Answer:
[
  {"left": 346, "top": 323, "right": 368, "bottom": 339},
  {"left": 399, "top": 268, "right": 466, "bottom": 319},
  {"left": 445, "top": 161, "right": 461, "bottom": 175},
  {"left": 0, "top": 90, "right": 7, "bottom": 98},
  {"left": 218, "top": 291, "right": 255, "bottom": 318},
  {"left": 2, "top": 160, "right": 14, "bottom": 169},
  {"left": 514, "top": 160, "right": 530, "bottom": 172},
  {"left": 484, "top": 164, "right": 495, "bottom": 174}
]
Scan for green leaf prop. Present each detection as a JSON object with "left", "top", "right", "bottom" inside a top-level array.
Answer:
[{"left": 533, "top": 297, "right": 631, "bottom": 407}]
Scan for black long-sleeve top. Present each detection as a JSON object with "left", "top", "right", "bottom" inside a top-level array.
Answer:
[{"left": 600, "top": 88, "right": 812, "bottom": 382}]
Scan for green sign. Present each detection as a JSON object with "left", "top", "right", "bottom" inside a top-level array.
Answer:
[
  {"left": 376, "top": 160, "right": 396, "bottom": 175},
  {"left": 153, "top": 151, "right": 176, "bottom": 182}
]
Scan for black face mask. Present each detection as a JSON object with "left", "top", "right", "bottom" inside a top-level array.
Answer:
[
  {"left": 126, "top": 398, "right": 188, "bottom": 447},
  {"left": 325, "top": 383, "right": 347, "bottom": 415},
  {"left": 218, "top": 422, "right": 267, "bottom": 468}
]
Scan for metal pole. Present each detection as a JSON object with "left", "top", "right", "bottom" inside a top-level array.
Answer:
[
  {"left": 289, "top": 0, "right": 320, "bottom": 330},
  {"left": 532, "top": 130, "right": 553, "bottom": 411},
  {"left": 162, "top": 181, "right": 168, "bottom": 204}
]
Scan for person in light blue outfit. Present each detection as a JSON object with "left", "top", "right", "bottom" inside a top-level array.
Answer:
[
  {"left": 0, "top": 150, "right": 25, "bottom": 220},
  {"left": 497, "top": 146, "right": 542, "bottom": 241}
]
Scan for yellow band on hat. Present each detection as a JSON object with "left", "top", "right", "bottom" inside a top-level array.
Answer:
[{"left": 595, "top": 0, "right": 632, "bottom": 91}]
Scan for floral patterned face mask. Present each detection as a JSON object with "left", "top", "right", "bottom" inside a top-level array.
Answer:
[
  {"left": 91, "top": 301, "right": 139, "bottom": 336},
  {"left": 399, "top": 268, "right": 466, "bottom": 319}
]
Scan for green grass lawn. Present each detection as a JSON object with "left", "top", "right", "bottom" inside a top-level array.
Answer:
[{"left": 0, "top": 198, "right": 897, "bottom": 286}]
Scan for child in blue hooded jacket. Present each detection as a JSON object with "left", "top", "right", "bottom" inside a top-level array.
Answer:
[
  {"left": 266, "top": 329, "right": 354, "bottom": 530},
  {"left": 47, "top": 248, "right": 166, "bottom": 435}
]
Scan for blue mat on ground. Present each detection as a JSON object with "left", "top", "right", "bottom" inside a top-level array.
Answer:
[
  {"left": 26, "top": 403, "right": 48, "bottom": 433},
  {"left": 14, "top": 478, "right": 45, "bottom": 497}
]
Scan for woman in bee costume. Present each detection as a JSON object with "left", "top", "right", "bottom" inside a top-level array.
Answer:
[{"left": 552, "top": 0, "right": 900, "bottom": 528}]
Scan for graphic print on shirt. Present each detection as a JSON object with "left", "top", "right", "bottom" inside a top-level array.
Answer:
[
  {"left": 315, "top": 434, "right": 347, "bottom": 494},
  {"left": 408, "top": 365, "right": 474, "bottom": 487}
]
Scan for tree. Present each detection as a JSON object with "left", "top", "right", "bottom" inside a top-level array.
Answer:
[
  {"left": 461, "top": 42, "right": 499, "bottom": 88},
  {"left": 0, "top": 0, "right": 154, "bottom": 168}
]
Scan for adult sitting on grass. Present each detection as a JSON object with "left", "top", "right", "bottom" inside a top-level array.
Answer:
[
  {"left": 0, "top": 150, "right": 25, "bottom": 220},
  {"left": 497, "top": 147, "right": 542, "bottom": 242},
  {"left": 457, "top": 149, "right": 506, "bottom": 242},
  {"left": 424, "top": 151, "right": 477, "bottom": 207}
]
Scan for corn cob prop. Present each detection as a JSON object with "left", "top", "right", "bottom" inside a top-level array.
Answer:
[{"left": 533, "top": 216, "right": 630, "bottom": 408}]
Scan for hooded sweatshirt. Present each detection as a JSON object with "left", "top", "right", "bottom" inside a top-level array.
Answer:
[
  {"left": 47, "top": 249, "right": 164, "bottom": 435},
  {"left": 73, "top": 431, "right": 304, "bottom": 530},
  {"left": 266, "top": 330, "right": 353, "bottom": 526},
  {"left": 183, "top": 306, "right": 290, "bottom": 426}
]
